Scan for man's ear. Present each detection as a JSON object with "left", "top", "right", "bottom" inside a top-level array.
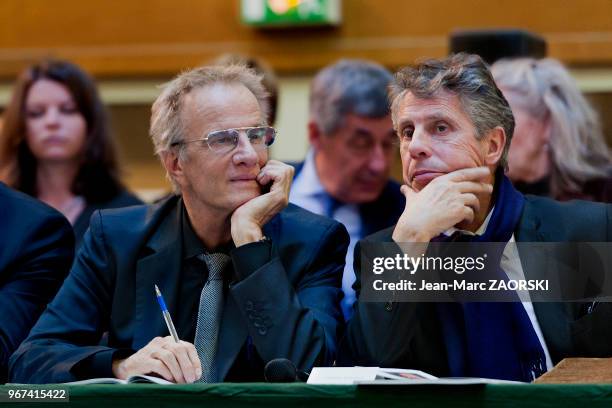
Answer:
[
  {"left": 161, "top": 149, "right": 184, "bottom": 186},
  {"left": 484, "top": 126, "right": 506, "bottom": 166},
  {"left": 308, "top": 120, "right": 323, "bottom": 149}
]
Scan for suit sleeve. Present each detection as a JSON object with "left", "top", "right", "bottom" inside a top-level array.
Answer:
[
  {"left": 337, "top": 239, "right": 444, "bottom": 370},
  {"left": 229, "top": 222, "right": 348, "bottom": 371},
  {"left": 9, "top": 211, "right": 130, "bottom": 384},
  {"left": 0, "top": 211, "right": 74, "bottom": 383}
]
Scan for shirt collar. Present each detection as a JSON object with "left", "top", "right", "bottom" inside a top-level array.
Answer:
[
  {"left": 181, "top": 203, "right": 205, "bottom": 259},
  {"left": 296, "top": 149, "right": 328, "bottom": 197},
  {"left": 180, "top": 202, "right": 234, "bottom": 259}
]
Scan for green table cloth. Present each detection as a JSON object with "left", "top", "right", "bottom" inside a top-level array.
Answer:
[{"left": 1, "top": 382, "right": 611, "bottom": 407}]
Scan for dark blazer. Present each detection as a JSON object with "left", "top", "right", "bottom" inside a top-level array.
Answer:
[
  {"left": 72, "top": 190, "right": 142, "bottom": 247},
  {"left": 340, "top": 195, "right": 612, "bottom": 374},
  {"left": 0, "top": 183, "right": 74, "bottom": 384},
  {"left": 9, "top": 196, "right": 348, "bottom": 384},
  {"left": 291, "top": 161, "right": 405, "bottom": 237}
]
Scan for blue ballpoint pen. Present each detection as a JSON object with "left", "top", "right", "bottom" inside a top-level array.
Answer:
[{"left": 154, "top": 285, "right": 180, "bottom": 343}]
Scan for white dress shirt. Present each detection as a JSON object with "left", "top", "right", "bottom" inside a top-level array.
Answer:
[{"left": 289, "top": 150, "right": 362, "bottom": 320}]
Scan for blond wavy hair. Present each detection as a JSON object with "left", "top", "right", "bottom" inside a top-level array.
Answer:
[{"left": 492, "top": 58, "right": 612, "bottom": 197}]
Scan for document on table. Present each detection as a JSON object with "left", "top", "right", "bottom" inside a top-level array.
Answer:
[{"left": 307, "top": 367, "right": 520, "bottom": 385}]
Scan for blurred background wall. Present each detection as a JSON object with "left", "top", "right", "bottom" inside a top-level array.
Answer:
[{"left": 1, "top": 0, "right": 611, "bottom": 198}]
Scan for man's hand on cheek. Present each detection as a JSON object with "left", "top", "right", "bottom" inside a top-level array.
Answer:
[
  {"left": 230, "top": 160, "right": 294, "bottom": 247},
  {"left": 392, "top": 167, "right": 493, "bottom": 243}
]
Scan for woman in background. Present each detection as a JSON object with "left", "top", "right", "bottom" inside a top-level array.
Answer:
[
  {"left": 492, "top": 58, "right": 612, "bottom": 202},
  {"left": 0, "top": 59, "right": 141, "bottom": 245}
]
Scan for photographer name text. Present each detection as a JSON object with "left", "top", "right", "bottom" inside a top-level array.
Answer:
[{"left": 372, "top": 279, "right": 549, "bottom": 292}]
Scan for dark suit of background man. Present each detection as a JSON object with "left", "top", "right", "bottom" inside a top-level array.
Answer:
[
  {"left": 341, "top": 53, "right": 612, "bottom": 381},
  {"left": 0, "top": 182, "right": 74, "bottom": 383},
  {"left": 289, "top": 60, "right": 405, "bottom": 320},
  {"left": 10, "top": 64, "right": 348, "bottom": 384}
]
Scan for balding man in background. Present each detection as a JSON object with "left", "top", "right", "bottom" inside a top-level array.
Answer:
[{"left": 290, "top": 60, "right": 405, "bottom": 320}]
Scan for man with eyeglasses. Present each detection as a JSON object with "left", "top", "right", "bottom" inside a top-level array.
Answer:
[
  {"left": 290, "top": 60, "right": 405, "bottom": 320},
  {"left": 10, "top": 65, "right": 348, "bottom": 384}
]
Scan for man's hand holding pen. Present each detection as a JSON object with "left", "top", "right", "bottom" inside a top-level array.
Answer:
[
  {"left": 111, "top": 286, "right": 202, "bottom": 383},
  {"left": 111, "top": 336, "right": 202, "bottom": 383}
]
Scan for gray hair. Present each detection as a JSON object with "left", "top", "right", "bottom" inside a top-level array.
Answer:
[
  {"left": 150, "top": 64, "right": 269, "bottom": 191},
  {"left": 310, "top": 59, "right": 393, "bottom": 135},
  {"left": 389, "top": 53, "right": 515, "bottom": 169},
  {"left": 492, "top": 57, "right": 612, "bottom": 196},
  {"left": 211, "top": 53, "right": 279, "bottom": 125}
]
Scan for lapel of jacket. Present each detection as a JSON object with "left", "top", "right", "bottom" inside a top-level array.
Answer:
[
  {"left": 133, "top": 199, "right": 183, "bottom": 350},
  {"left": 515, "top": 198, "right": 543, "bottom": 280},
  {"left": 214, "top": 294, "right": 248, "bottom": 380},
  {"left": 515, "top": 198, "right": 573, "bottom": 363},
  {"left": 214, "top": 214, "right": 281, "bottom": 380}
]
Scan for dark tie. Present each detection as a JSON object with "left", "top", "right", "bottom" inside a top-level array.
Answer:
[
  {"left": 194, "top": 252, "right": 230, "bottom": 383},
  {"left": 322, "top": 193, "right": 342, "bottom": 219}
]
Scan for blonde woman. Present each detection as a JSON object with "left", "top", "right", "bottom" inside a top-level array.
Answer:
[{"left": 492, "top": 57, "right": 612, "bottom": 202}]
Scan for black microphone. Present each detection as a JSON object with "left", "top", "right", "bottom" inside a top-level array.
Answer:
[{"left": 264, "top": 358, "right": 309, "bottom": 382}]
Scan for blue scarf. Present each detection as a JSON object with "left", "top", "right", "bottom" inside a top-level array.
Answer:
[{"left": 436, "top": 169, "right": 546, "bottom": 382}]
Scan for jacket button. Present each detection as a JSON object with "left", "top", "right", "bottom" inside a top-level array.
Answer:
[{"left": 385, "top": 302, "right": 393, "bottom": 312}]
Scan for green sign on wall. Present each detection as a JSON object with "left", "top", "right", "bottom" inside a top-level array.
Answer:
[{"left": 241, "top": 0, "right": 341, "bottom": 27}]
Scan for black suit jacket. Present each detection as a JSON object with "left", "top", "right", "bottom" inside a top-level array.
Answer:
[
  {"left": 9, "top": 196, "right": 348, "bottom": 384},
  {"left": 72, "top": 189, "right": 142, "bottom": 247},
  {"left": 340, "top": 195, "right": 612, "bottom": 374},
  {"left": 0, "top": 183, "right": 74, "bottom": 383}
]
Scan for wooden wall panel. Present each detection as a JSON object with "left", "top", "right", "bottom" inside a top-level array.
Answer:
[{"left": 0, "top": 0, "right": 611, "bottom": 77}]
